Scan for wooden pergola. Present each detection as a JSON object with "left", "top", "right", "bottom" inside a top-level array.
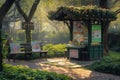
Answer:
[
  {"left": 50, "top": 6, "right": 117, "bottom": 60},
  {"left": 51, "top": 6, "right": 116, "bottom": 20}
]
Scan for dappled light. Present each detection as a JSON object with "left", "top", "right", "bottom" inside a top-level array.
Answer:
[
  {"left": 0, "top": 0, "right": 120, "bottom": 80},
  {"left": 5, "top": 58, "right": 120, "bottom": 80},
  {"left": 4, "top": 59, "right": 94, "bottom": 80}
]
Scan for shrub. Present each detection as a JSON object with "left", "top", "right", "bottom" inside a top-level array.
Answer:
[
  {"left": 43, "top": 44, "right": 55, "bottom": 57},
  {"left": 43, "top": 44, "right": 67, "bottom": 57},
  {"left": 2, "top": 34, "right": 9, "bottom": 59},
  {"left": 0, "top": 63, "right": 72, "bottom": 80},
  {"left": 88, "top": 51, "right": 120, "bottom": 76}
]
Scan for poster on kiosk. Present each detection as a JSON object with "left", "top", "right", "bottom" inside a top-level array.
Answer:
[
  {"left": 92, "top": 24, "right": 101, "bottom": 44},
  {"left": 69, "top": 21, "right": 88, "bottom": 58}
]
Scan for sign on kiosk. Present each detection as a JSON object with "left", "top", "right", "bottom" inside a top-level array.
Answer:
[
  {"left": 69, "top": 49, "right": 78, "bottom": 58},
  {"left": 92, "top": 25, "right": 101, "bottom": 44}
]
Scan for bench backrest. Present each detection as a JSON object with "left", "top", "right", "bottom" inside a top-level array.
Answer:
[
  {"left": 10, "top": 43, "right": 24, "bottom": 54},
  {"left": 31, "top": 42, "right": 41, "bottom": 52},
  {"left": 20, "top": 43, "right": 32, "bottom": 53},
  {"left": 20, "top": 42, "right": 41, "bottom": 53},
  {"left": 9, "top": 42, "right": 41, "bottom": 54}
]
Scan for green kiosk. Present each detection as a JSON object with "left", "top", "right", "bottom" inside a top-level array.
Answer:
[{"left": 50, "top": 6, "right": 116, "bottom": 60}]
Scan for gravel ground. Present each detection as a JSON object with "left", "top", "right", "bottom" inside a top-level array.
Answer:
[{"left": 5, "top": 58, "right": 120, "bottom": 80}]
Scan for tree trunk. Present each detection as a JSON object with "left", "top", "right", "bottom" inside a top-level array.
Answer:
[
  {"left": 0, "top": 0, "right": 16, "bottom": 71},
  {"left": 99, "top": 0, "right": 110, "bottom": 54},
  {"left": 64, "top": 20, "right": 73, "bottom": 41},
  {"left": 103, "top": 24, "right": 109, "bottom": 54},
  {"left": 103, "top": 21, "right": 110, "bottom": 55},
  {"left": 25, "top": 23, "right": 32, "bottom": 43},
  {"left": 0, "top": 0, "right": 16, "bottom": 20},
  {"left": 69, "top": 21, "right": 73, "bottom": 41},
  {"left": 15, "top": 0, "right": 40, "bottom": 43},
  {"left": 0, "top": 22, "right": 3, "bottom": 71}
]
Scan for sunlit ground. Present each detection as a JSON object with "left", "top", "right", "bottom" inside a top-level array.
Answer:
[{"left": 5, "top": 58, "right": 120, "bottom": 80}]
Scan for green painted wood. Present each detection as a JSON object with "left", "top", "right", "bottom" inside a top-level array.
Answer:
[{"left": 89, "top": 45, "right": 103, "bottom": 60}]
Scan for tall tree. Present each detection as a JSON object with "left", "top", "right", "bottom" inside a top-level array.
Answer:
[
  {"left": 99, "top": 0, "right": 117, "bottom": 54},
  {"left": 99, "top": 0, "right": 109, "bottom": 54},
  {"left": 0, "top": 0, "right": 16, "bottom": 71},
  {"left": 99, "top": 0, "right": 120, "bottom": 54},
  {"left": 15, "top": 0, "right": 40, "bottom": 43},
  {"left": 64, "top": 21, "right": 73, "bottom": 41}
]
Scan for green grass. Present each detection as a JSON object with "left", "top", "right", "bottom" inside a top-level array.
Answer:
[{"left": 88, "top": 51, "right": 120, "bottom": 76}]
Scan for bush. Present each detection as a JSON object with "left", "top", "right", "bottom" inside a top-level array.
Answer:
[
  {"left": 2, "top": 34, "right": 9, "bottom": 59},
  {"left": 43, "top": 44, "right": 55, "bottom": 57},
  {"left": 0, "top": 64, "right": 72, "bottom": 80},
  {"left": 88, "top": 51, "right": 120, "bottom": 76},
  {"left": 43, "top": 44, "right": 67, "bottom": 57}
]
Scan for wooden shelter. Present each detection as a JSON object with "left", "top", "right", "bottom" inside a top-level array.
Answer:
[{"left": 50, "top": 6, "right": 116, "bottom": 60}]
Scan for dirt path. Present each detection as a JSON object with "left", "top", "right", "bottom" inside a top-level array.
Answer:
[{"left": 5, "top": 58, "right": 120, "bottom": 80}]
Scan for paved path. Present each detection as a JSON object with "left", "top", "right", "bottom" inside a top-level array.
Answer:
[{"left": 5, "top": 58, "right": 120, "bottom": 80}]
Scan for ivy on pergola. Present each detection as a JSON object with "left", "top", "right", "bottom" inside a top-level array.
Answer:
[
  {"left": 50, "top": 5, "right": 117, "bottom": 21},
  {"left": 49, "top": 5, "right": 117, "bottom": 54}
]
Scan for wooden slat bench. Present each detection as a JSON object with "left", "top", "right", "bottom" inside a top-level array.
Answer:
[
  {"left": 7, "top": 52, "right": 25, "bottom": 62},
  {"left": 7, "top": 42, "right": 48, "bottom": 62}
]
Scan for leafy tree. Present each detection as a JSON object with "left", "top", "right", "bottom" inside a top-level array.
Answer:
[
  {"left": 15, "top": 0, "right": 40, "bottom": 43},
  {"left": 99, "top": 0, "right": 120, "bottom": 54}
]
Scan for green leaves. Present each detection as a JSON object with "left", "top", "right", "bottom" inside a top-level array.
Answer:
[
  {"left": 0, "top": 64, "right": 72, "bottom": 80},
  {"left": 51, "top": 5, "right": 117, "bottom": 21},
  {"left": 88, "top": 51, "right": 120, "bottom": 76},
  {"left": 43, "top": 44, "right": 67, "bottom": 57}
]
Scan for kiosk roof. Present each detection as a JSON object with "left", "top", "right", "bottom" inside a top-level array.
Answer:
[{"left": 50, "top": 6, "right": 117, "bottom": 21}]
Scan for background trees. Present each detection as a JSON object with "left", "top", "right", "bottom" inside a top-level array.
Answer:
[
  {"left": 1, "top": 0, "right": 120, "bottom": 51},
  {"left": 1, "top": 1, "right": 120, "bottom": 45},
  {"left": 2, "top": 0, "right": 120, "bottom": 44}
]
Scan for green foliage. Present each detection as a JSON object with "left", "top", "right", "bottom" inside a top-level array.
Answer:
[
  {"left": 2, "top": 34, "right": 9, "bottom": 58},
  {"left": 0, "top": 0, "right": 5, "bottom": 7},
  {"left": 43, "top": 44, "right": 67, "bottom": 57},
  {"left": 43, "top": 44, "right": 54, "bottom": 56},
  {"left": 0, "top": 63, "right": 72, "bottom": 80},
  {"left": 53, "top": 44, "right": 66, "bottom": 52},
  {"left": 88, "top": 51, "right": 120, "bottom": 76},
  {"left": 50, "top": 5, "right": 116, "bottom": 20}
]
